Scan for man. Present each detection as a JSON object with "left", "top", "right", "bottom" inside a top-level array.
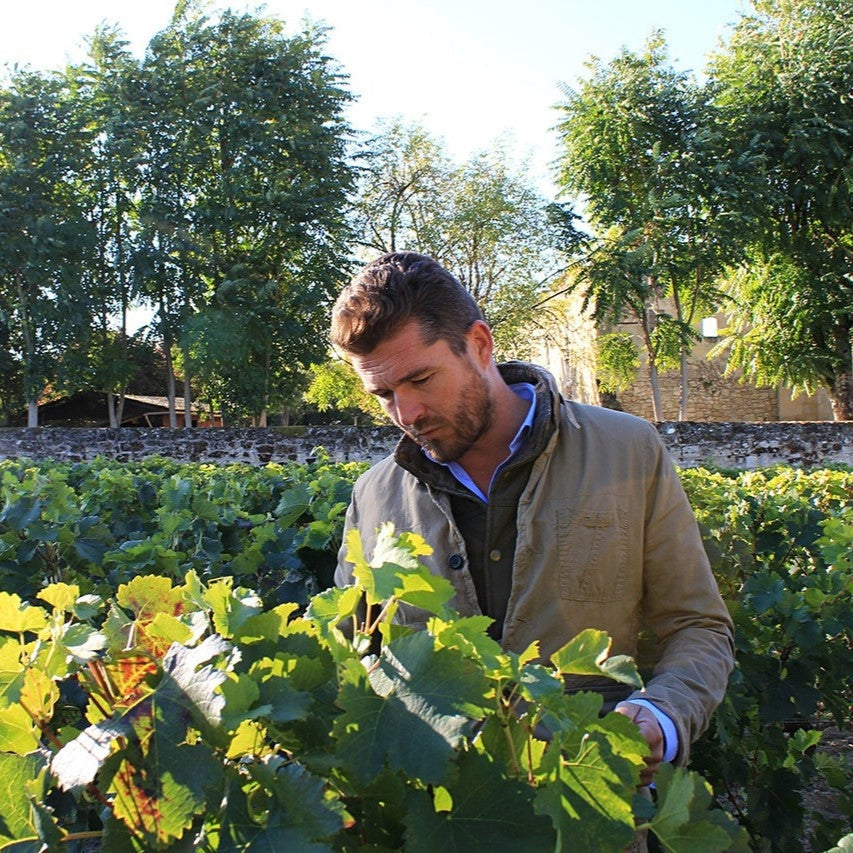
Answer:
[{"left": 331, "top": 251, "right": 734, "bottom": 784}]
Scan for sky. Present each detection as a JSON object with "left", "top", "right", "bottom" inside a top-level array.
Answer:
[{"left": 1, "top": 0, "right": 750, "bottom": 196}]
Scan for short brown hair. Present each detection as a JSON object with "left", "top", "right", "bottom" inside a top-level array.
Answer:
[{"left": 330, "top": 252, "right": 484, "bottom": 356}]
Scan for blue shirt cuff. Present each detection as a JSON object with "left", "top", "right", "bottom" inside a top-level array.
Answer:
[{"left": 622, "top": 699, "right": 679, "bottom": 763}]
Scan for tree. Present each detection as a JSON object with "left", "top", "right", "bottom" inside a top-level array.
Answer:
[
  {"left": 555, "top": 34, "right": 734, "bottom": 420},
  {"left": 708, "top": 0, "right": 853, "bottom": 419},
  {"left": 57, "top": 27, "right": 146, "bottom": 426},
  {"left": 135, "top": 4, "right": 354, "bottom": 426},
  {"left": 352, "top": 118, "right": 451, "bottom": 257},
  {"left": 0, "top": 68, "right": 93, "bottom": 425},
  {"left": 353, "top": 120, "right": 564, "bottom": 359},
  {"left": 304, "top": 358, "right": 385, "bottom": 425}
]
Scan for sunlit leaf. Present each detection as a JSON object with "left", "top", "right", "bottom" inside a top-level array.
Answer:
[
  {"left": 534, "top": 733, "right": 638, "bottom": 851},
  {"left": 0, "top": 593, "right": 48, "bottom": 634},
  {"left": 334, "top": 632, "right": 489, "bottom": 785},
  {"left": 0, "top": 752, "right": 60, "bottom": 849},
  {"left": 37, "top": 582, "right": 79, "bottom": 613},
  {"left": 549, "top": 628, "right": 642, "bottom": 688}
]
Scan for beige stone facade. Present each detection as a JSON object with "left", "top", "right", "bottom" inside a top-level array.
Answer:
[
  {"left": 616, "top": 335, "right": 834, "bottom": 422},
  {"left": 526, "top": 292, "right": 601, "bottom": 406},
  {"left": 530, "top": 284, "right": 835, "bottom": 422}
]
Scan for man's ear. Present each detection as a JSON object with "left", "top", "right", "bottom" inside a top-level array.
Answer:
[{"left": 466, "top": 320, "right": 494, "bottom": 367}]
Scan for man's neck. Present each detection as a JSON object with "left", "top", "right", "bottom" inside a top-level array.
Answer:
[{"left": 455, "top": 383, "right": 531, "bottom": 495}]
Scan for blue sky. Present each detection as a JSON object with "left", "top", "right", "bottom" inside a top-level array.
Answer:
[{"left": 1, "top": 0, "right": 749, "bottom": 194}]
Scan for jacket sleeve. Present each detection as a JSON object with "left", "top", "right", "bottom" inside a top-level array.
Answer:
[{"left": 626, "top": 429, "right": 735, "bottom": 766}]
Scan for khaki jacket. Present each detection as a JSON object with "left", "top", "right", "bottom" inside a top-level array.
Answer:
[{"left": 336, "top": 364, "right": 734, "bottom": 765}]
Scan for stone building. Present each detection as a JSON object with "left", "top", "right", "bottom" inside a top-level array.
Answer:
[{"left": 529, "top": 284, "right": 834, "bottom": 422}]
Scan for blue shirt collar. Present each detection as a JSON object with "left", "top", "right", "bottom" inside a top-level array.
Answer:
[{"left": 434, "top": 382, "right": 537, "bottom": 502}]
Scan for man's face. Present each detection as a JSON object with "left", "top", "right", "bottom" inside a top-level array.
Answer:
[{"left": 349, "top": 320, "right": 495, "bottom": 463}]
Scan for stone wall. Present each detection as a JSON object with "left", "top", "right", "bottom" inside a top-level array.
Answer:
[
  {"left": 0, "top": 422, "right": 850, "bottom": 469},
  {"left": 615, "top": 359, "right": 780, "bottom": 422}
]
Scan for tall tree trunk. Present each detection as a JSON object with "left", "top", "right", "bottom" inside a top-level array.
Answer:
[
  {"left": 828, "top": 376, "right": 852, "bottom": 420},
  {"left": 107, "top": 391, "right": 118, "bottom": 428},
  {"left": 183, "top": 374, "right": 192, "bottom": 428},
  {"left": 165, "top": 346, "right": 178, "bottom": 429},
  {"left": 829, "top": 327, "right": 852, "bottom": 421},
  {"left": 257, "top": 344, "right": 270, "bottom": 428},
  {"left": 648, "top": 361, "right": 664, "bottom": 422},
  {"left": 16, "top": 270, "right": 40, "bottom": 427},
  {"left": 161, "top": 315, "right": 178, "bottom": 429},
  {"left": 670, "top": 279, "right": 689, "bottom": 421},
  {"left": 640, "top": 305, "right": 663, "bottom": 421},
  {"left": 679, "top": 349, "right": 689, "bottom": 422}
]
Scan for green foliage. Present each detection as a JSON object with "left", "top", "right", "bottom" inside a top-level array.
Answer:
[
  {"left": 707, "top": 0, "right": 853, "bottom": 418},
  {"left": 0, "top": 454, "right": 367, "bottom": 606},
  {"left": 0, "top": 457, "right": 849, "bottom": 850},
  {"left": 305, "top": 358, "right": 386, "bottom": 424},
  {"left": 714, "top": 252, "right": 844, "bottom": 399},
  {"left": 0, "top": 66, "right": 95, "bottom": 414},
  {"left": 681, "top": 465, "right": 853, "bottom": 851},
  {"left": 0, "top": 522, "right": 744, "bottom": 851},
  {"left": 595, "top": 332, "right": 640, "bottom": 394},
  {"left": 0, "top": 5, "right": 355, "bottom": 426},
  {"left": 555, "top": 33, "right": 736, "bottom": 418}
]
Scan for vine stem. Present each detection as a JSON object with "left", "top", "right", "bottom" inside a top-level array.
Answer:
[
  {"left": 60, "top": 831, "right": 103, "bottom": 842},
  {"left": 365, "top": 596, "right": 397, "bottom": 636}
]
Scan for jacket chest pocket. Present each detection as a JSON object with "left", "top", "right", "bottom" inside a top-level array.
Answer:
[{"left": 557, "top": 504, "right": 627, "bottom": 602}]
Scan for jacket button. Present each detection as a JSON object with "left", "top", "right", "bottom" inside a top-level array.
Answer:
[
  {"left": 489, "top": 549, "right": 501, "bottom": 562},
  {"left": 448, "top": 554, "right": 464, "bottom": 570}
]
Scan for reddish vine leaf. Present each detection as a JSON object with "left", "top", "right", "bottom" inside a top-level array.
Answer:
[
  {"left": 54, "top": 636, "right": 230, "bottom": 790},
  {"left": 110, "top": 743, "right": 221, "bottom": 848},
  {"left": 92, "top": 655, "right": 158, "bottom": 707},
  {"left": 117, "top": 575, "right": 185, "bottom": 623}
]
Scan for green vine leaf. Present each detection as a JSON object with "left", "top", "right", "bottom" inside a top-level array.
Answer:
[
  {"left": 645, "top": 763, "right": 750, "bottom": 852},
  {"left": 334, "top": 632, "right": 490, "bottom": 785},
  {"left": 347, "top": 524, "right": 452, "bottom": 615},
  {"left": 404, "top": 750, "right": 555, "bottom": 852},
  {"left": 549, "top": 628, "right": 643, "bottom": 689},
  {"left": 534, "top": 732, "right": 639, "bottom": 851},
  {"left": 0, "top": 752, "right": 61, "bottom": 850},
  {"left": 217, "top": 758, "right": 344, "bottom": 851},
  {"left": 158, "top": 635, "right": 231, "bottom": 736},
  {"left": 203, "top": 580, "right": 264, "bottom": 639}
]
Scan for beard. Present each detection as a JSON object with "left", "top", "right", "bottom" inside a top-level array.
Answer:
[{"left": 403, "top": 369, "right": 495, "bottom": 463}]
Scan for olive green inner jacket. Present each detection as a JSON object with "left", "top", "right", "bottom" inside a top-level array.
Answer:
[{"left": 335, "top": 362, "right": 735, "bottom": 765}]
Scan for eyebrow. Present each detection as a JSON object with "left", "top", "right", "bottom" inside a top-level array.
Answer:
[{"left": 367, "top": 366, "right": 433, "bottom": 397}]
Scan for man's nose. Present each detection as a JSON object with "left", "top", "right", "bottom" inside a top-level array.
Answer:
[{"left": 394, "top": 391, "right": 425, "bottom": 428}]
